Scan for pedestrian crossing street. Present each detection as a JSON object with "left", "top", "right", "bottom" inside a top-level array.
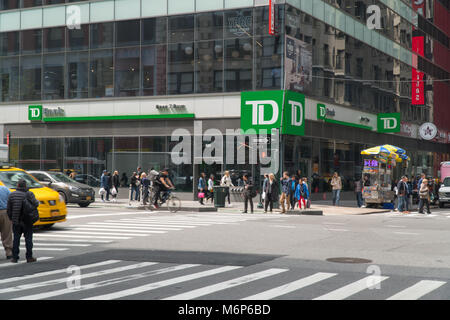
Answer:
[
  {"left": 0, "top": 259, "right": 447, "bottom": 300},
  {"left": 21, "top": 213, "right": 283, "bottom": 254}
]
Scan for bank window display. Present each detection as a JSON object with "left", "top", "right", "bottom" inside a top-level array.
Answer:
[
  {"left": 64, "top": 137, "right": 89, "bottom": 175},
  {"left": 20, "top": 54, "right": 41, "bottom": 101},
  {"left": 224, "top": 38, "right": 253, "bottom": 92},
  {"left": 115, "top": 47, "right": 140, "bottom": 97},
  {"left": 142, "top": 45, "right": 167, "bottom": 96},
  {"left": 90, "top": 22, "right": 114, "bottom": 49},
  {"left": 0, "top": 31, "right": 19, "bottom": 56},
  {"left": 67, "top": 24, "right": 89, "bottom": 51},
  {"left": 43, "top": 27, "right": 65, "bottom": 52},
  {"left": 41, "top": 138, "right": 63, "bottom": 171},
  {"left": 89, "top": 49, "right": 114, "bottom": 98},
  {"left": 255, "top": 36, "right": 283, "bottom": 90},
  {"left": 0, "top": 56, "right": 19, "bottom": 102},
  {"left": 116, "top": 20, "right": 140, "bottom": 48},
  {"left": 196, "top": 12, "right": 224, "bottom": 41},
  {"left": 43, "top": 53, "right": 64, "bottom": 100},
  {"left": 168, "top": 42, "right": 194, "bottom": 94},
  {"left": 21, "top": 29, "right": 42, "bottom": 55},
  {"left": 195, "top": 40, "right": 223, "bottom": 93},
  {"left": 113, "top": 137, "right": 139, "bottom": 181},
  {"left": 67, "top": 51, "right": 88, "bottom": 99},
  {"left": 142, "top": 17, "right": 167, "bottom": 45},
  {"left": 169, "top": 15, "right": 194, "bottom": 43}
]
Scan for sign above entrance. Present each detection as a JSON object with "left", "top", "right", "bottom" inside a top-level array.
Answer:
[
  {"left": 377, "top": 113, "right": 401, "bottom": 133},
  {"left": 240, "top": 90, "right": 305, "bottom": 136},
  {"left": 29, "top": 105, "right": 66, "bottom": 121},
  {"left": 419, "top": 122, "right": 438, "bottom": 140}
]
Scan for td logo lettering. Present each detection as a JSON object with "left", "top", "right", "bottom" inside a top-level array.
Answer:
[
  {"left": 377, "top": 113, "right": 401, "bottom": 133},
  {"left": 28, "top": 105, "right": 43, "bottom": 121},
  {"left": 241, "top": 90, "right": 305, "bottom": 136}
]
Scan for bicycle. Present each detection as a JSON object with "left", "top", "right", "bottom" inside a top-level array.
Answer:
[{"left": 150, "top": 187, "right": 181, "bottom": 213}]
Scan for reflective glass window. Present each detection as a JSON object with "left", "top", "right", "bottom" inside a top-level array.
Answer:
[
  {"left": 196, "top": 12, "right": 224, "bottom": 41},
  {"left": 142, "top": 17, "right": 167, "bottom": 45},
  {"left": 90, "top": 22, "right": 114, "bottom": 49},
  {"left": 224, "top": 38, "right": 253, "bottom": 92},
  {"left": 116, "top": 20, "right": 140, "bottom": 47},
  {"left": 115, "top": 47, "right": 140, "bottom": 97},
  {"left": 255, "top": 36, "right": 283, "bottom": 90},
  {"left": 22, "top": 0, "right": 43, "bottom": 8},
  {"left": 43, "top": 27, "right": 65, "bottom": 52},
  {"left": 142, "top": 45, "right": 167, "bottom": 96},
  {"left": 20, "top": 54, "right": 41, "bottom": 101},
  {"left": 64, "top": 137, "right": 89, "bottom": 175},
  {"left": 113, "top": 137, "right": 139, "bottom": 177},
  {"left": 168, "top": 15, "right": 194, "bottom": 43},
  {"left": 67, "top": 24, "right": 89, "bottom": 51},
  {"left": 0, "top": 31, "right": 19, "bottom": 56},
  {"left": 195, "top": 40, "right": 223, "bottom": 93},
  {"left": 67, "top": 51, "right": 88, "bottom": 99},
  {"left": 21, "top": 29, "right": 42, "bottom": 55},
  {"left": 224, "top": 9, "right": 253, "bottom": 39},
  {"left": 0, "top": 56, "right": 19, "bottom": 101},
  {"left": 43, "top": 53, "right": 64, "bottom": 100},
  {"left": 41, "top": 138, "right": 64, "bottom": 172},
  {"left": 18, "top": 138, "right": 40, "bottom": 171},
  {"left": 168, "top": 43, "right": 194, "bottom": 94},
  {"left": 0, "top": 0, "right": 19, "bottom": 10},
  {"left": 88, "top": 137, "right": 113, "bottom": 182},
  {"left": 89, "top": 49, "right": 114, "bottom": 98}
]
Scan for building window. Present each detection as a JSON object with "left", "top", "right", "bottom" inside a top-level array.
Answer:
[
  {"left": 255, "top": 36, "right": 282, "bottom": 90},
  {"left": 67, "top": 51, "right": 88, "bottom": 99},
  {"left": 43, "top": 53, "right": 64, "bottom": 100},
  {"left": 0, "top": 31, "right": 19, "bottom": 56},
  {"left": 169, "top": 15, "right": 195, "bottom": 43},
  {"left": 224, "top": 9, "right": 253, "bottom": 39},
  {"left": 168, "top": 43, "right": 194, "bottom": 94},
  {"left": 195, "top": 40, "right": 223, "bottom": 93},
  {"left": 89, "top": 49, "right": 114, "bottom": 98},
  {"left": 0, "top": 56, "right": 19, "bottom": 101},
  {"left": 196, "top": 12, "right": 224, "bottom": 41},
  {"left": 21, "top": 29, "right": 42, "bottom": 55},
  {"left": 142, "top": 45, "right": 167, "bottom": 96},
  {"left": 115, "top": 47, "right": 140, "bottom": 97},
  {"left": 142, "top": 17, "right": 167, "bottom": 45},
  {"left": 224, "top": 38, "right": 253, "bottom": 92},
  {"left": 67, "top": 24, "right": 89, "bottom": 51},
  {"left": 90, "top": 22, "right": 114, "bottom": 49},
  {"left": 43, "top": 27, "right": 65, "bottom": 52},
  {"left": 20, "top": 54, "right": 41, "bottom": 101},
  {"left": 116, "top": 20, "right": 140, "bottom": 48}
]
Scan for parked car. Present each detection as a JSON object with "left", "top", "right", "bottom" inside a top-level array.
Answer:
[
  {"left": 73, "top": 174, "right": 101, "bottom": 187},
  {"left": 29, "top": 171, "right": 95, "bottom": 208},
  {"left": 438, "top": 177, "right": 450, "bottom": 208}
]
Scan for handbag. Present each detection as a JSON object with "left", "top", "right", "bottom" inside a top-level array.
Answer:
[
  {"left": 110, "top": 187, "right": 117, "bottom": 196},
  {"left": 198, "top": 192, "right": 205, "bottom": 199},
  {"left": 262, "top": 191, "right": 266, "bottom": 200},
  {"left": 99, "top": 188, "right": 106, "bottom": 196}
]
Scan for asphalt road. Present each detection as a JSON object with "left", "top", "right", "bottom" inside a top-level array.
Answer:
[{"left": 1, "top": 204, "right": 450, "bottom": 300}]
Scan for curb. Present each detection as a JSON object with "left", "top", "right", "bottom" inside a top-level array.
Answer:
[{"left": 124, "top": 205, "right": 218, "bottom": 212}]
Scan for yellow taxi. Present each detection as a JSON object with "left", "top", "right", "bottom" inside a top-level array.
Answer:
[{"left": 0, "top": 165, "right": 67, "bottom": 228}]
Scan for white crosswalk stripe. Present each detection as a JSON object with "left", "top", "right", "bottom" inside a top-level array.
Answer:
[
  {"left": 242, "top": 272, "right": 338, "bottom": 300},
  {"left": 313, "top": 275, "right": 389, "bottom": 300},
  {"left": 0, "top": 260, "right": 447, "bottom": 300},
  {"left": 163, "top": 268, "right": 288, "bottom": 300},
  {"left": 387, "top": 280, "right": 446, "bottom": 300}
]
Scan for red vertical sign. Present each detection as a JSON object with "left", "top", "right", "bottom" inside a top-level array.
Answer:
[
  {"left": 269, "top": 0, "right": 275, "bottom": 35},
  {"left": 411, "top": 0, "right": 426, "bottom": 105},
  {"left": 412, "top": 36, "right": 425, "bottom": 105}
]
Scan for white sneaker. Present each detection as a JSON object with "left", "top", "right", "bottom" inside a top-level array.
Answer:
[{"left": 228, "top": 204, "right": 233, "bottom": 207}]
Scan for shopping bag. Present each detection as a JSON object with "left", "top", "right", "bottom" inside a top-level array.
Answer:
[
  {"left": 198, "top": 192, "right": 205, "bottom": 199},
  {"left": 99, "top": 188, "right": 106, "bottom": 196},
  {"left": 262, "top": 191, "right": 266, "bottom": 200},
  {"left": 306, "top": 199, "right": 311, "bottom": 208},
  {"left": 110, "top": 187, "right": 117, "bottom": 196}
]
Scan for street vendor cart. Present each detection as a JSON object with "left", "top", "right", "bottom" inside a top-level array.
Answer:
[{"left": 361, "top": 145, "right": 409, "bottom": 207}]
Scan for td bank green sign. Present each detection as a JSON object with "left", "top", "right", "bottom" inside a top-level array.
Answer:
[
  {"left": 377, "top": 113, "right": 401, "bottom": 133},
  {"left": 240, "top": 90, "right": 305, "bottom": 136},
  {"left": 28, "top": 105, "right": 43, "bottom": 121}
]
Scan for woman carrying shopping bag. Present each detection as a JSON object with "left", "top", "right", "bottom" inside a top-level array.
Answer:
[{"left": 198, "top": 172, "right": 206, "bottom": 205}]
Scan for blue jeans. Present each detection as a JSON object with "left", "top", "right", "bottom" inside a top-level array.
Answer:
[
  {"left": 356, "top": 192, "right": 363, "bottom": 207},
  {"left": 332, "top": 189, "right": 341, "bottom": 206},
  {"left": 130, "top": 185, "right": 139, "bottom": 201},
  {"left": 398, "top": 196, "right": 407, "bottom": 212}
]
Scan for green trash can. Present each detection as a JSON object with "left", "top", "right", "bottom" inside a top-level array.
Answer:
[{"left": 214, "top": 186, "right": 227, "bottom": 208}]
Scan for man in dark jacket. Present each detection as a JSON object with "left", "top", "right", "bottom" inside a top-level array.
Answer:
[
  {"left": 7, "top": 179, "right": 39, "bottom": 263},
  {"left": 242, "top": 174, "right": 254, "bottom": 214}
]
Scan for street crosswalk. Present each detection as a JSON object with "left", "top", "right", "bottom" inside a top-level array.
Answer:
[
  {"left": 19, "top": 213, "right": 283, "bottom": 255},
  {"left": 0, "top": 260, "right": 447, "bottom": 300}
]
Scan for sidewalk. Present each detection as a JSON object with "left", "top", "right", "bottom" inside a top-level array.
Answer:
[{"left": 81, "top": 198, "right": 389, "bottom": 216}]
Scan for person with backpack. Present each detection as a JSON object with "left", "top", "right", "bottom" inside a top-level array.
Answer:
[
  {"left": 242, "top": 174, "right": 255, "bottom": 213},
  {"left": 220, "top": 171, "right": 234, "bottom": 207},
  {"left": 152, "top": 169, "right": 173, "bottom": 208},
  {"left": 295, "top": 177, "right": 309, "bottom": 210},
  {"left": 289, "top": 174, "right": 298, "bottom": 210},
  {"left": 7, "top": 179, "right": 39, "bottom": 263}
]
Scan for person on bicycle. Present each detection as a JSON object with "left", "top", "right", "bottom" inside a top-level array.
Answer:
[{"left": 153, "top": 168, "right": 174, "bottom": 208}]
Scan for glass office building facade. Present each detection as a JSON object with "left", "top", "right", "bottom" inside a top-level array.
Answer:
[{"left": 1, "top": 0, "right": 449, "bottom": 197}]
